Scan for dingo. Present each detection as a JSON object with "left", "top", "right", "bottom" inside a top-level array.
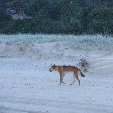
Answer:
[{"left": 49, "top": 64, "right": 85, "bottom": 85}]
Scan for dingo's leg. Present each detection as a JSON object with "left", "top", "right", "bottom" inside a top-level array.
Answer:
[
  {"left": 74, "top": 71, "right": 80, "bottom": 85},
  {"left": 59, "top": 72, "right": 65, "bottom": 85},
  {"left": 75, "top": 75, "right": 80, "bottom": 85},
  {"left": 62, "top": 74, "right": 65, "bottom": 84}
]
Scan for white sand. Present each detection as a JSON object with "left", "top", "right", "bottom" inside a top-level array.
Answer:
[{"left": 0, "top": 34, "right": 113, "bottom": 113}]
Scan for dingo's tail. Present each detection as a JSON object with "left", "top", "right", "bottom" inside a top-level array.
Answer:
[
  {"left": 81, "top": 72, "right": 85, "bottom": 77},
  {"left": 79, "top": 69, "right": 85, "bottom": 77}
]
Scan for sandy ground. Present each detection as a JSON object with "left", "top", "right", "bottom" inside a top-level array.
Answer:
[{"left": 0, "top": 35, "right": 113, "bottom": 113}]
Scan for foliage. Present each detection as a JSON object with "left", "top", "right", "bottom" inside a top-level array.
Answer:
[
  {"left": 0, "top": 0, "right": 113, "bottom": 34},
  {"left": 87, "top": 7, "right": 113, "bottom": 34}
]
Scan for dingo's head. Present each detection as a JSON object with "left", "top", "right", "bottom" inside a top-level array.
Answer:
[{"left": 49, "top": 64, "right": 57, "bottom": 72}]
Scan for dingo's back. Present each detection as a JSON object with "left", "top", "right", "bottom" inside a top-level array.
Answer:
[{"left": 49, "top": 64, "right": 85, "bottom": 85}]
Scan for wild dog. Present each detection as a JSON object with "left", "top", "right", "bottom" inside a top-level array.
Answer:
[{"left": 49, "top": 64, "right": 85, "bottom": 85}]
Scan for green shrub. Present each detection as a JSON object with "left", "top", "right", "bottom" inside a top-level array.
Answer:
[
  {"left": 1, "top": 0, "right": 113, "bottom": 35},
  {"left": 87, "top": 7, "right": 113, "bottom": 34}
]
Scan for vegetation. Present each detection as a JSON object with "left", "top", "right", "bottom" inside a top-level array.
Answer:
[{"left": 0, "top": 0, "right": 113, "bottom": 34}]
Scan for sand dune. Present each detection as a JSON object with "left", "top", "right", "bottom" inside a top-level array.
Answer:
[{"left": 0, "top": 35, "right": 113, "bottom": 113}]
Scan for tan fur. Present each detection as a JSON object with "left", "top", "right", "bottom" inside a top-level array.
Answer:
[{"left": 49, "top": 64, "right": 85, "bottom": 85}]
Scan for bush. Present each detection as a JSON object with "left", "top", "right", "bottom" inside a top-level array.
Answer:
[
  {"left": 78, "top": 58, "right": 89, "bottom": 72},
  {"left": 1, "top": 0, "right": 113, "bottom": 35},
  {"left": 87, "top": 7, "right": 113, "bottom": 34},
  {"left": 0, "top": 12, "right": 12, "bottom": 33},
  {"left": 51, "top": 0, "right": 83, "bottom": 34}
]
